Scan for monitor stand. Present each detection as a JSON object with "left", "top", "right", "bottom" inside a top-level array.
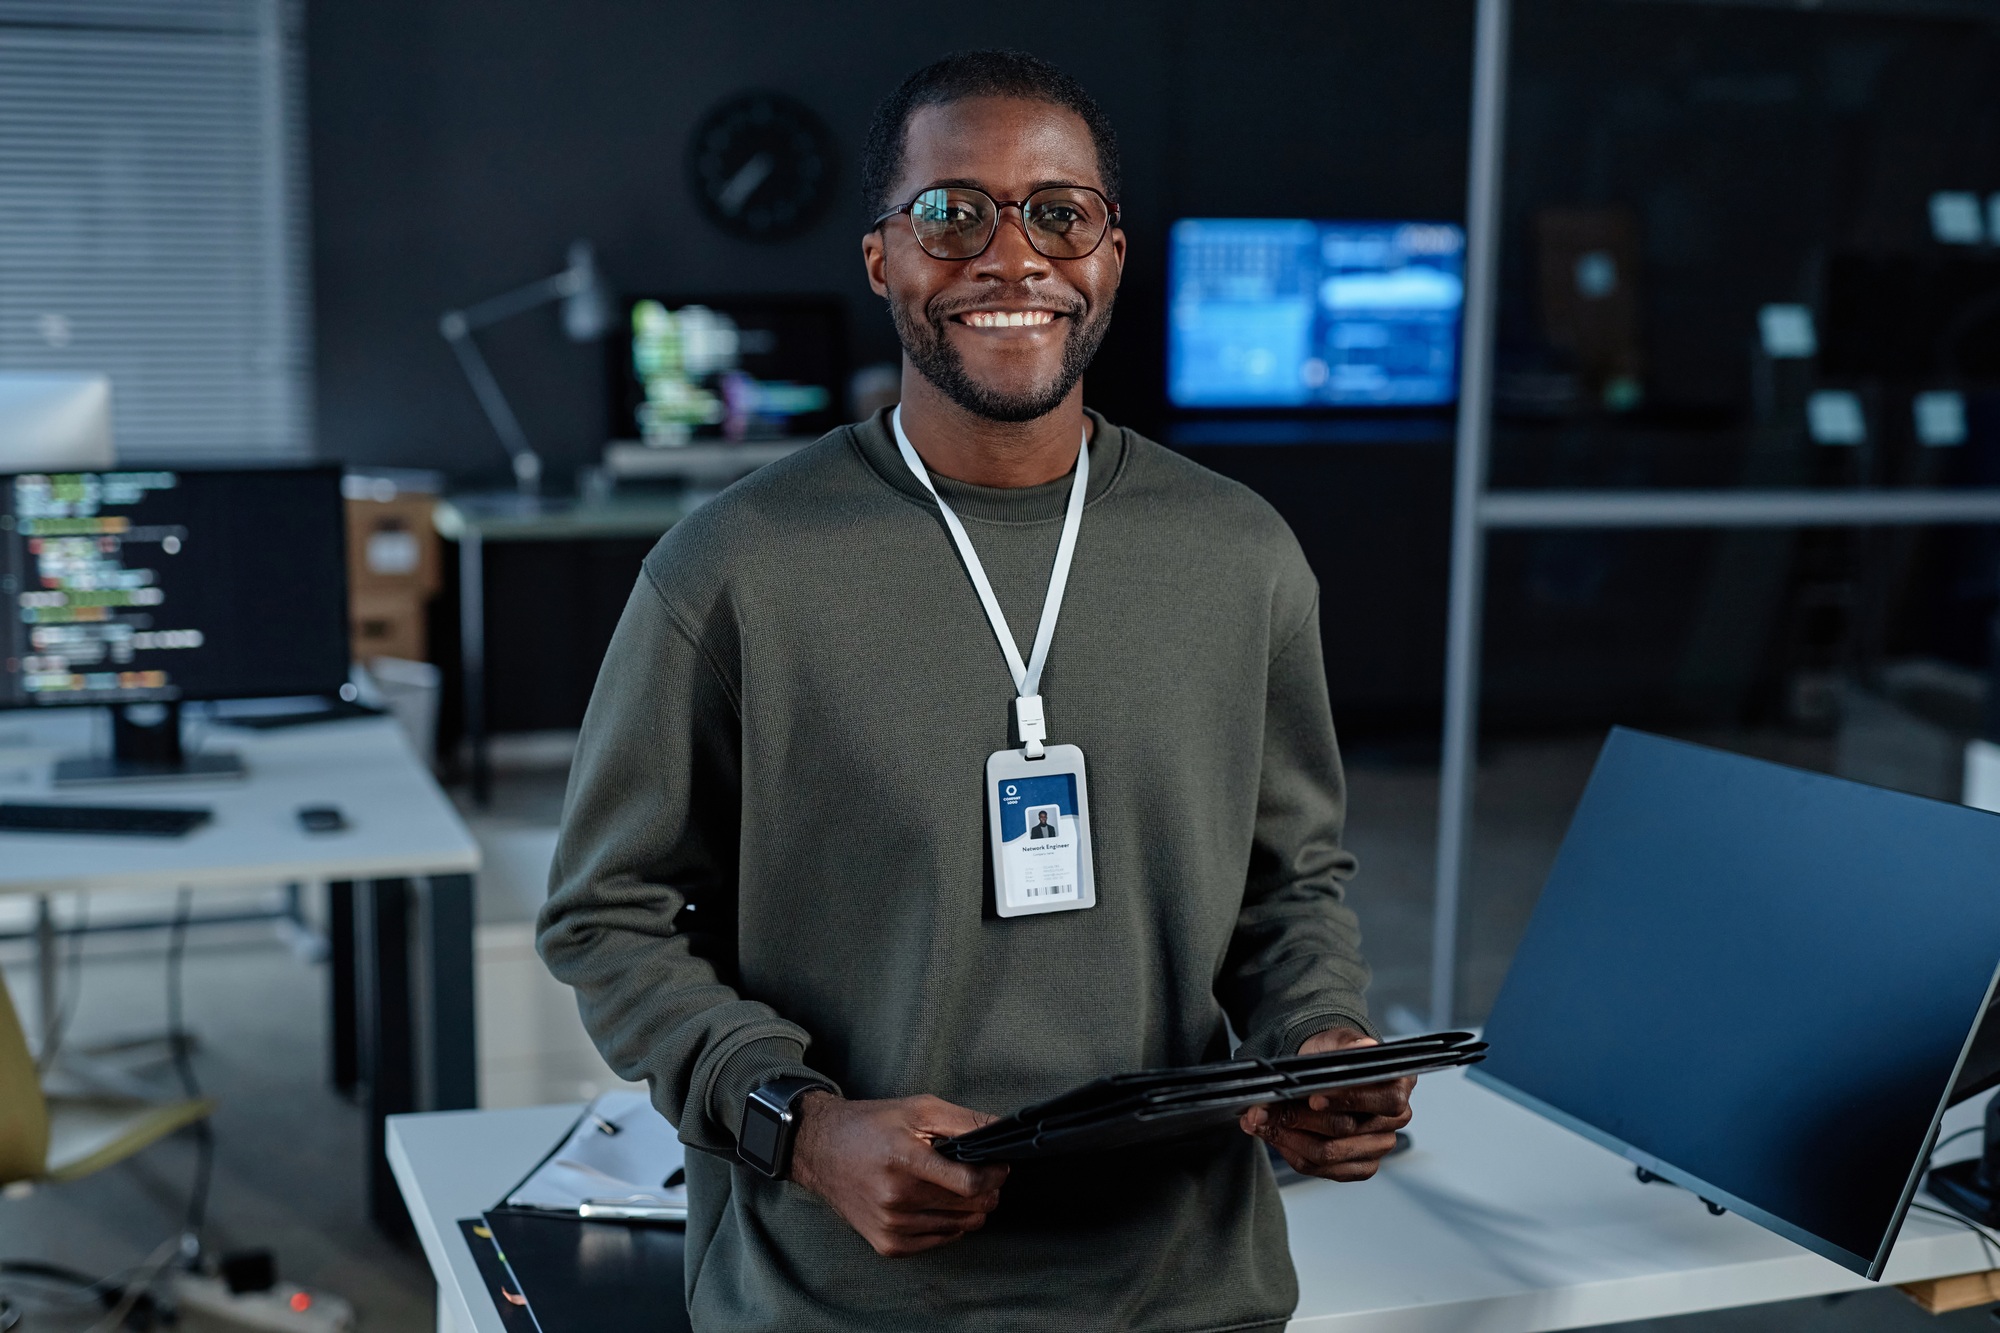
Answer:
[{"left": 52, "top": 702, "right": 245, "bottom": 787}]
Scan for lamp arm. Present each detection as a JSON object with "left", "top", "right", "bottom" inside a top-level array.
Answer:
[
  {"left": 448, "top": 270, "right": 574, "bottom": 334},
  {"left": 441, "top": 321, "right": 542, "bottom": 494},
  {"left": 437, "top": 249, "right": 601, "bottom": 497}
]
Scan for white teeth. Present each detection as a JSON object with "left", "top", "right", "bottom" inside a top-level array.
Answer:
[{"left": 963, "top": 310, "right": 1057, "bottom": 328}]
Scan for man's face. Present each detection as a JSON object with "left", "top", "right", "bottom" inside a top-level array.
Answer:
[{"left": 863, "top": 96, "right": 1125, "bottom": 423}]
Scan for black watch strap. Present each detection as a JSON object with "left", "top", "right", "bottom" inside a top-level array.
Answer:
[{"left": 739, "top": 1076, "right": 829, "bottom": 1179}]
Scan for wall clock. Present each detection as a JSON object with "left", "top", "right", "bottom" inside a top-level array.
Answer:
[{"left": 686, "top": 91, "right": 837, "bottom": 242}]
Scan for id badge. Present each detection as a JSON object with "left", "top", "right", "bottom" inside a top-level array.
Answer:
[{"left": 986, "top": 744, "right": 1097, "bottom": 917}]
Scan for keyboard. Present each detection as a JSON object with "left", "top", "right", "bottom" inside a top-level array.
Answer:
[{"left": 0, "top": 802, "right": 212, "bottom": 837}]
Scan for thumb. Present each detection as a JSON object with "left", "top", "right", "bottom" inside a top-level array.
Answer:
[{"left": 908, "top": 1095, "right": 1001, "bottom": 1138}]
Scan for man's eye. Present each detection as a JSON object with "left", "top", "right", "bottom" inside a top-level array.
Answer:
[{"left": 1034, "top": 206, "right": 1083, "bottom": 227}]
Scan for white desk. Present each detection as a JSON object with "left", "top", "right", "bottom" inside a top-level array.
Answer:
[
  {"left": 0, "top": 710, "right": 481, "bottom": 1228},
  {"left": 0, "top": 710, "right": 477, "bottom": 894},
  {"left": 389, "top": 1068, "right": 1995, "bottom": 1332}
]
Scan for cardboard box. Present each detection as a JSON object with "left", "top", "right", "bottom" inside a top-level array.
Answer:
[
  {"left": 345, "top": 494, "right": 442, "bottom": 598},
  {"left": 350, "top": 588, "right": 427, "bottom": 664}
]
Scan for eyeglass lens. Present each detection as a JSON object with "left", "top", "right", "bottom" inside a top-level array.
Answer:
[{"left": 908, "top": 187, "right": 1111, "bottom": 260}]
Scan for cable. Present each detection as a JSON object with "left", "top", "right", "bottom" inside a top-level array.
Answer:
[
  {"left": 166, "top": 888, "right": 214, "bottom": 1253},
  {"left": 81, "top": 1236, "right": 178, "bottom": 1333},
  {"left": 32, "top": 894, "right": 89, "bottom": 1075},
  {"left": 1934, "top": 1125, "right": 1982, "bottom": 1160},
  {"left": 1911, "top": 1201, "right": 2000, "bottom": 1280},
  {"left": 0, "top": 898, "right": 213, "bottom": 1324},
  {"left": 0, "top": 1260, "right": 117, "bottom": 1299}
]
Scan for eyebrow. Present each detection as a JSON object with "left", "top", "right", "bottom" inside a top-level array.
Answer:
[{"left": 906, "top": 177, "right": 1104, "bottom": 198}]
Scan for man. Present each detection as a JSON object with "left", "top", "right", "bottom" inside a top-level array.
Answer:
[
  {"left": 539, "top": 49, "right": 1411, "bottom": 1332},
  {"left": 1030, "top": 808, "right": 1058, "bottom": 839}
]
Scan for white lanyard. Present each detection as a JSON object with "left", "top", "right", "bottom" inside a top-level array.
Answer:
[{"left": 892, "top": 404, "right": 1088, "bottom": 759}]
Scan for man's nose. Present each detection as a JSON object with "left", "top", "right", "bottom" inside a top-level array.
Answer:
[{"left": 971, "top": 205, "right": 1052, "bottom": 281}]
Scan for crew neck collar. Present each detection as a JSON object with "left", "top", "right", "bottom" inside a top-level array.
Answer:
[{"left": 851, "top": 406, "right": 1125, "bottom": 524}]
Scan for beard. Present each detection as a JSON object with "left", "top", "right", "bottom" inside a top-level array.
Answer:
[{"left": 890, "top": 288, "right": 1117, "bottom": 423}]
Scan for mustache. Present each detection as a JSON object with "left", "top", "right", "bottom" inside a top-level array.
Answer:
[{"left": 926, "top": 288, "right": 1087, "bottom": 323}]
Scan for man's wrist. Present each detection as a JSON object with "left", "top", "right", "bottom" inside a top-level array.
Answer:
[
  {"left": 1297, "top": 1024, "right": 1374, "bottom": 1056},
  {"left": 787, "top": 1089, "right": 840, "bottom": 1192}
]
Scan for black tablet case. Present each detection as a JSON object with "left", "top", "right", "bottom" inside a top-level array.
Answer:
[{"left": 936, "top": 1032, "right": 1484, "bottom": 1162}]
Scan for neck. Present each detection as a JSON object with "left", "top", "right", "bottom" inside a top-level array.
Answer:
[{"left": 895, "top": 358, "right": 1089, "bottom": 488}]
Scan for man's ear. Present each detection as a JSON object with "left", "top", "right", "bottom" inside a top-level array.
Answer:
[{"left": 863, "top": 230, "right": 890, "bottom": 298}]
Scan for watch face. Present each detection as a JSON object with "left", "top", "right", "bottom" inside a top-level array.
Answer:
[
  {"left": 686, "top": 91, "right": 837, "bottom": 242},
  {"left": 740, "top": 1104, "right": 782, "bottom": 1169}
]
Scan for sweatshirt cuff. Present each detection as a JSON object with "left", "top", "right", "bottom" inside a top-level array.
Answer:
[
  {"left": 707, "top": 1036, "right": 840, "bottom": 1143},
  {"left": 1266, "top": 1010, "right": 1379, "bottom": 1058}
]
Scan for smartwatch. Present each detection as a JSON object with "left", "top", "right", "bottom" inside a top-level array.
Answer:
[{"left": 738, "top": 1076, "right": 827, "bottom": 1179}]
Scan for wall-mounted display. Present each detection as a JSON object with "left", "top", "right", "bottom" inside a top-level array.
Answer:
[{"left": 1168, "top": 219, "right": 1465, "bottom": 410}]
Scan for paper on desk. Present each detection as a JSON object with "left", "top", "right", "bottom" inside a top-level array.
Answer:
[{"left": 502, "top": 1091, "right": 686, "bottom": 1220}]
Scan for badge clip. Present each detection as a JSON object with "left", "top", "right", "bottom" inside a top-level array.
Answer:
[{"left": 1014, "top": 694, "right": 1048, "bottom": 760}]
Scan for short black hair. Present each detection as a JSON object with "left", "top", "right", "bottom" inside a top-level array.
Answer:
[{"left": 861, "top": 50, "right": 1122, "bottom": 222}]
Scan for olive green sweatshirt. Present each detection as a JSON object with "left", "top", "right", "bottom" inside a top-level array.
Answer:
[{"left": 538, "top": 407, "right": 1375, "bottom": 1333}]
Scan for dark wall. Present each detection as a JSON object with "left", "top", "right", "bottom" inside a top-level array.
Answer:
[
  {"left": 1498, "top": 0, "right": 2000, "bottom": 423},
  {"left": 306, "top": 0, "right": 1473, "bottom": 487},
  {"left": 308, "top": 1, "right": 2000, "bottom": 735}
]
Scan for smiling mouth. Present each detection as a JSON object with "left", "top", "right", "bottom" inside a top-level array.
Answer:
[{"left": 954, "top": 309, "right": 1064, "bottom": 329}]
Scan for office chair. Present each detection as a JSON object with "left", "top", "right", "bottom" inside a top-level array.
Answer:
[{"left": 0, "top": 972, "right": 213, "bottom": 1190}]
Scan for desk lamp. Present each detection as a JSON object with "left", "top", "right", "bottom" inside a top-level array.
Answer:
[{"left": 439, "top": 240, "right": 611, "bottom": 497}]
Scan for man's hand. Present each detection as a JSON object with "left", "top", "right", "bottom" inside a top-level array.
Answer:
[
  {"left": 789, "top": 1091, "right": 1009, "bottom": 1258},
  {"left": 1238, "top": 1027, "right": 1413, "bottom": 1182}
]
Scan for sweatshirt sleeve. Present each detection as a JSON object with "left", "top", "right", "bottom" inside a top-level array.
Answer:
[
  {"left": 1218, "top": 593, "right": 1379, "bottom": 1057},
  {"left": 536, "top": 568, "right": 837, "bottom": 1155}
]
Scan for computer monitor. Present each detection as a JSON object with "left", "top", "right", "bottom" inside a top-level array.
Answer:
[
  {"left": 1470, "top": 728, "right": 2000, "bottom": 1279},
  {"left": 0, "top": 372, "right": 114, "bottom": 471},
  {"left": 1168, "top": 219, "right": 1465, "bottom": 410},
  {"left": 610, "top": 296, "right": 845, "bottom": 446},
  {"left": 0, "top": 466, "right": 350, "bottom": 781}
]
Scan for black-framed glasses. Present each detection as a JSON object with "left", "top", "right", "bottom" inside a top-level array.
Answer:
[{"left": 873, "top": 185, "right": 1120, "bottom": 261}]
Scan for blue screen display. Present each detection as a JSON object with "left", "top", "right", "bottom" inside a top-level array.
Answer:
[{"left": 1168, "top": 219, "right": 1465, "bottom": 409}]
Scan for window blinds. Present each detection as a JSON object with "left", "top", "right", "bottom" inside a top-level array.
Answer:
[{"left": 0, "top": 0, "right": 310, "bottom": 460}]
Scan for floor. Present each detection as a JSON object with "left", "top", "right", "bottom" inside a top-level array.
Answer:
[
  {"left": 0, "top": 733, "right": 1992, "bottom": 1331},
  {"left": 0, "top": 904, "right": 434, "bottom": 1332}
]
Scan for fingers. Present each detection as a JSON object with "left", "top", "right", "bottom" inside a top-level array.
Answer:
[
  {"left": 1304, "top": 1076, "right": 1415, "bottom": 1118},
  {"left": 1243, "top": 1094, "right": 1412, "bottom": 1138},
  {"left": 878, "top": 1206, "right": 993, "bottom": 1237},
  {"left": 897, "top": 1143, "right": 1008, "bottom": 1200},
  {"left": 899, "top": 1096, "right": 1011, "bottom": 1199},
  {"left": 1281, "top": 1098, "right": 1413, "bottom": 1135},
  {"left": 1265, "top": 1127, "right": 1402, "bottom": 1181},
  {"left": 862, "top": 1168, "right": 999, "bottom": 1259},
  {"left": 865, "top": 1215, "right": 986, "bottom": 1258},
  {"left": 882, "top": 1176, "right": 1005, "bottom": 1215}
]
